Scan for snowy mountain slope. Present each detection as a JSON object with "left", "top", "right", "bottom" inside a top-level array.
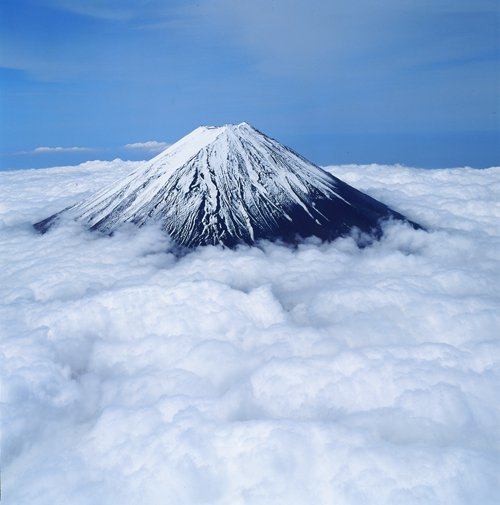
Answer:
[{"left": 34, "top": 123, "right": 417, "bottom": 246}]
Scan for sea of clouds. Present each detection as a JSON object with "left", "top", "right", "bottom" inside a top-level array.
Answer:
[{"left": 1, "top": 160, "right": 500, "bottom": 504}]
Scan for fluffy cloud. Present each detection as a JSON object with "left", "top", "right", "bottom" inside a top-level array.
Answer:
[
  {"left": 124, "top": 141, "right": 170, "bottom": 152},
  {"left": 1, "top": 161, "right": 499, "bottom": 504}
]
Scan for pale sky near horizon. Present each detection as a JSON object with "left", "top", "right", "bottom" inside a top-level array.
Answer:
[{"left": 1, "top": 0, "right": 498, "bottom": 169}]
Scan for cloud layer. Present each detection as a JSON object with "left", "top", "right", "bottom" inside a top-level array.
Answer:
[{"left": 1, "top": 161, "right": 500, "bottom": 504}]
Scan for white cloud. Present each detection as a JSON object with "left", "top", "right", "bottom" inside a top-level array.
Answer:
[
  {"left": 1, "top": 161, "right": 499, "bottom": 504},
  {"left": 32, "top": 146, "right": 93, "bottom": 154},
  {"left": 124, "top": 141, "right": 170, "bottom": 152}
]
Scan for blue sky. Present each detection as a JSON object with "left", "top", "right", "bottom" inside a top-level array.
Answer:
[{"left": 0, "top": 0, "right": 498, "bottom": 170}]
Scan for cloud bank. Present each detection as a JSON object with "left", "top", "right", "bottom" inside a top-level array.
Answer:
[{"left": 1, "top": 161, "right": 499, "bottom": 504}]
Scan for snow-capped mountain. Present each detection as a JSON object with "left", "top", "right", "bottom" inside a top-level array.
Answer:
[{"left": 34, "top": 122, "right": 418, "bottom": 247}]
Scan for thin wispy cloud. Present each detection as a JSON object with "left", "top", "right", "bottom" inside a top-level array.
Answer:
[
  {"left": 198, "top": 0, "right": 498, "bottom": 74},
  {"left": 32, "top": 146, "right": 93, "bottom": 154},
  {"left": 46, "top": 0, "right": 175, "bottom": 22},
  {"left": 124, "top": 141, "right": 170, "bottom": 152}
]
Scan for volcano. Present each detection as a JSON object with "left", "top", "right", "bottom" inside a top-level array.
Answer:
[{"left": 34, "top": 122, "right": 418, "bottom": 247}]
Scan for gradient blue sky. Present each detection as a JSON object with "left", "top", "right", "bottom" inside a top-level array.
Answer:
[{"left": 1, "top": 0, "right": 498, "bottom": 170}]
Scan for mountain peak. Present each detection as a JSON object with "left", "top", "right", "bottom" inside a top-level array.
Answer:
[
  {"left": 34, "top": 123, "right": 419, "bottom": 247},
  {"left": 218, "top": 121, "right": 252, "bottom": 129}
]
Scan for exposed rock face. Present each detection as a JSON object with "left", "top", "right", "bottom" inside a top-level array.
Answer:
[{"left": 34, "top": 123, "right": 418, "bottom": 247}]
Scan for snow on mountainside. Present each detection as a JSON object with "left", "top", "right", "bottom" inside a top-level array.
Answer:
[{"left": 34, "top": 123, "right": 417, "bottom": 247}]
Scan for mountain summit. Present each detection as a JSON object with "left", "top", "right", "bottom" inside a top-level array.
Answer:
[{"left": 35, "top": 122, "right": 418, "bottom": 247}]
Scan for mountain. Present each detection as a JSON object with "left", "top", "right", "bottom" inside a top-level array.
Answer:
[{"left": 34, "top": 122, "right": 419, "bottom": 247}]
